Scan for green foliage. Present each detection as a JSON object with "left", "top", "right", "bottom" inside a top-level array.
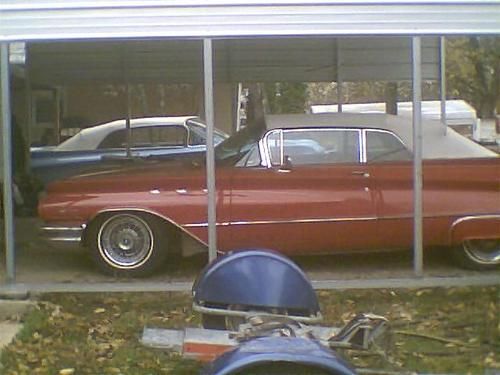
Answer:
[
  {"left": 1, "top": 287, "right": 498, "bottom": 374},
  {"left": 265, "top": 82, "right": 308, "bottom": 114},
  {"left": 0, "top": 293, "right": 202, "bottom": 375},
  {"left": 446, "top": 36, "right": 500, "bottom": 118},
  {"left": 307, "top": 36, "right": 499, "bottom": 118}
]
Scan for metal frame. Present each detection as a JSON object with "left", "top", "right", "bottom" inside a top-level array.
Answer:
[
  {"left": 439, "top": 36, "right": 447, "bottom": 135},
  {"left": 412, "top": 37, "right": 423, "bottom": 277},
  {"left": 203, "top": 39, "right": 218, "bottom": 262},
  {"left": 1, "top": 1, "right": 499, "bottom": 284},
  {"left": 192, "top": 304, "right": 323, "bottom": 324},
  {"left": 1, "top": 42, "right": 15, "bottom": 283},
  {"left": 0, "top": 35, "right": 447, "bottom": 283},
  {"left": 0, "top": 36, "right": 456, "bottom": 282}
]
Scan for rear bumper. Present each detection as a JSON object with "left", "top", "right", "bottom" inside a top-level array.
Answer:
[{"left": 40, "top": 224, "right": 86, "bottom": 243}]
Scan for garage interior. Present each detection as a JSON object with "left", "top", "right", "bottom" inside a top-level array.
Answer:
[{"left": 1, "top": 1, "right": 499, "bottom": 290}]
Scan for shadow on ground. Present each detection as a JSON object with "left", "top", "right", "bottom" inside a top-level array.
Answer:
[{"left": 0, "top": 217, "right": 491, "bottom": 286}]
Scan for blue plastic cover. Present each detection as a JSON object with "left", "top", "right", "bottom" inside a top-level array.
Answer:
[
  {"left": 192, "top": 249, "right": 320, "bottom": 313},
  {"left": 200, "top": 336, "right": 357, "bottom": 375}
]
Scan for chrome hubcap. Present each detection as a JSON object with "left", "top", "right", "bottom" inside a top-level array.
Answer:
[
  {"left": 116, "top": 229, "right": 138, "bottom": 251},
  {"left": 98, "top": 214, "right": 154, "bottom": 269},
  {"left": 463, "top": 239, "right": 500, "bottom": 265}
]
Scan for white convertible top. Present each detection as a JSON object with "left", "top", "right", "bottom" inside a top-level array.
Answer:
[
  {"left": 56, "top": 116, "right": 197, "bottom": 151},
  {"left": 265, "top": 113, "right": 497, "bottom": 159}
]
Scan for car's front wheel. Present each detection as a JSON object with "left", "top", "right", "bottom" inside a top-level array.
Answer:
[
  {"left": 454, "top": 239, "right": 500, "bottom": 270},
  {"left": 88, "top": 212, "right": 168, "bottom": 277}
]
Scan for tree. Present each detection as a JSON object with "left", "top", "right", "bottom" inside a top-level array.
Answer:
[
  {"left": 446, "top": 37, "right": 500, "bottom": 118},
  {"left": 264, "top": 82, "right": 308, "bottom": 114}
]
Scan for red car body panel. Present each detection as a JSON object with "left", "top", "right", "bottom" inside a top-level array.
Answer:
[{"left": 39, "top": 156, "right": 500, "bottom": 254}]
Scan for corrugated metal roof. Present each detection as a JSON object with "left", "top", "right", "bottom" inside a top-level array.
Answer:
[
  {"left": 26, "top": 37, "right": 440, "bottom": 84},
  {"left": 1, "top": 1, "right": 499, "bottom": 42}
]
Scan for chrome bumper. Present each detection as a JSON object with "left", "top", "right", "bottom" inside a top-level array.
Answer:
[{"left": 40, "top": 224, "right": 86, "bottom": 243}]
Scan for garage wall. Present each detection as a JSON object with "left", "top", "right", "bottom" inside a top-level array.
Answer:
[{"left": 26, "top": 37, "right": 440, "bottom": 86}]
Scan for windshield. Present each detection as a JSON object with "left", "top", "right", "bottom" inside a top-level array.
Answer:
[
  {"left": 186, "top": 118, "right": 228, "bottom": 146},
  {"left": 215, "top": 125, "right": 265, "bottom": 165}
]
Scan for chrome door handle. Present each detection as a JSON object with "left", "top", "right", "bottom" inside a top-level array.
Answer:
[{"left": 352, "top": 171, "right": 370, "bottom": 178}]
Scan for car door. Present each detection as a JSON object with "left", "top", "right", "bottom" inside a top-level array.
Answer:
[
  {"left": 226, "top": 128, "right": 379, "bottom": 255},
  {"left": 364, "top": 129, "right": 414, "bottom": 250}
]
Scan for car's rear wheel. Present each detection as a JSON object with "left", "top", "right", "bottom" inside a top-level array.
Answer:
[
  {"left": 454, "top": 239, "right": 500, "bottom": 270},
  {"left": 88, "top": 212, "right": 168, "bottom": 277}
]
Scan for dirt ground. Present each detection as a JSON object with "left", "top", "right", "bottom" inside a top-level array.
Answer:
[{"left": 1, "top": 217, "right": 496, "bottom": 288}]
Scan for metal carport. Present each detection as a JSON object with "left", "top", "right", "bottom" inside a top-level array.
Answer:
[{"left": 1, "top": 0, "right": 500, "bottom": 286}]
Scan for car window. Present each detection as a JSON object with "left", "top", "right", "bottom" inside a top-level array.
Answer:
[
  {"left": 132, "top": 126, "right": 186, "bottom": 147},
  {"left": 235, "top": 144, "right": 262, "bottom": 167},
  {"left": 187, "top": 119, "right": 228, "bottom": 146},
  {"left": 97, "top": 125, "right": 187, "bottom": 149},
  {"left": 366, "top": 130, "right": 412, "bottom": 162},
  {"left": 189, "top": 128, "right": 205, "bottom": 146},
  {"left": 267, "top": 129, "right": 360, "bottom": 166},
  {"left": 215, "top": 125, "right": 264, "bottom": 165},
  {"left": 98, "top": 129, "right": 126, "bottom": 149}
]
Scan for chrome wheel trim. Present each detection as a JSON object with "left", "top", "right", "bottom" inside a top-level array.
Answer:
[
  {"left": 463, "top": 239, "right": 500, "bottom": 265},
  {"left": 97, "top": 214, "right": 154, "bottom": 269}
]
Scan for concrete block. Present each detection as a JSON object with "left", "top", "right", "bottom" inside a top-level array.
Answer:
[{"left": 0, "top": 300, "right": 35, "bottom": 320}]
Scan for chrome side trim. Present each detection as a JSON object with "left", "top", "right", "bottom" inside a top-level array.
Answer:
[
  {"left": 45, "top": 237, "right": 82, "bottom": 242},
  {"left": 361, "top": 128, "right": 367, "bottom": 163},
  {"left": 262, "top": 129, "right": 279, "bottom": 168},
  {"left": 257, "top": 138, "right": 268, "bottom": 168},
  {"left": 450, "top": 214, "right": 500, "bottom": 229},
  {"left": 449, "top": 214, "right": 500, "bottom": 243},
  {"left": 184, "top": 216, "right": 377, "bottom": 228},
  {"left": 280, "top": 129, "right": 285, "bottom": 165},
  {"left": 261, "top": 127, "right": 366, "bottom": 168},
  {"left": 380, "top": 213, "right": 500, "bottom": 222},
  {"left": 184, "top": 213, "right": 500, "bottom": 229},
  {"left": 231, "top": 217, "right": 377, "bottom": 226},
  {"left": 40, "top": 225, "right": 85, "bottom": 242},
  {"left": 41, "top": 226, "right": 85, "bottom": 231},
  {"left": 262, "top": 127, "right": 364, "bottom": 167}
]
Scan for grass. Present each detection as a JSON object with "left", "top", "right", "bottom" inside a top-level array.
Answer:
[{"left": 0, "top": 286, "right": 498, "bottom": 374}]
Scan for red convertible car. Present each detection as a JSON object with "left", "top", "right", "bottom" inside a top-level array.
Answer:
[{"left": 38, "top": 114, "right": 500, "bottom": 276}]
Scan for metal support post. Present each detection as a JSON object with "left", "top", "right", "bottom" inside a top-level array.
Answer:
[
  {"left": 125, "top": 84, "right": 132, "bottom": 158},
  {"left": 1, "top": 43, "right": 16, "bottom": 283},
  {"left": 336, "top": 42, "right": 343, "bottom": 113},
  {"left": 439, "top": 36, "right": 447, "bottom": 135},
  {"left": 236, "top": 83, "right": 243, "bottom": 132},
  {"left": 24, "top": 67, "right": 32, "bottom": 172},
  {"left": 203, "top": 39, "right": 217, "bottom": 262},
  {"left": 412, "top": 37, "right": 423, "bottom": 277},
  {"left": 55, "top": 87, "right": 61, "bottom": 144}
]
